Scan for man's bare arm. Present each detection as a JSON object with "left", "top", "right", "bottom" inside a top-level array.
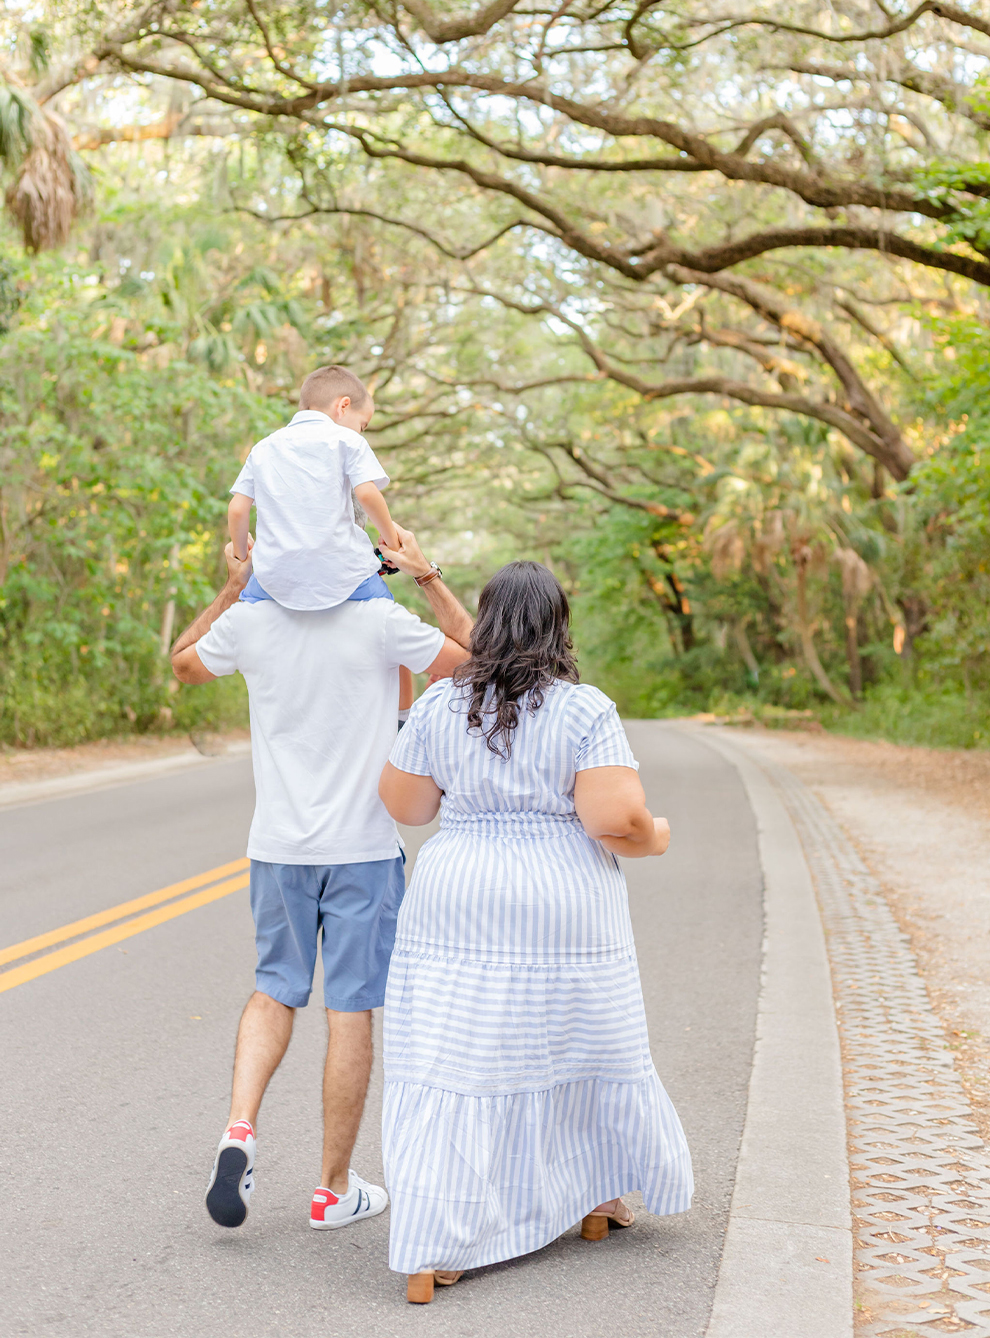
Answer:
[
  {"left": 379, "top": 526, "right": 474, "bottom": 649},
  {"left": 171, "top": 542, "right": 253, "bottom": 684}
]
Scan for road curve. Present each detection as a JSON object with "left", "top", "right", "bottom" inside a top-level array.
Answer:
[{"left": 0, "top": 723, "right": 762, "bottom": 1338}]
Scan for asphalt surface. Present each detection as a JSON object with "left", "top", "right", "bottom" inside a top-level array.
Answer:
[{"left": 0, "top": 723, "right": 763, "bottom": 1338}]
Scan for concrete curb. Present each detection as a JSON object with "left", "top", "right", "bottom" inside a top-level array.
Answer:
[
  {"left": 0, "top": 741, "right": 252, "bottom": 812},
  {"left": 682, "top": 725, "right": 853, "bottom": 1338}
]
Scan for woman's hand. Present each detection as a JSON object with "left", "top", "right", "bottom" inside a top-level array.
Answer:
[{"left": 652, "top": 817, "right": 671, "bottom": 856}]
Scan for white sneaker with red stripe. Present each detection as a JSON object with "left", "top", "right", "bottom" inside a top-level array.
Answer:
[
  {"left": 205, "top": 1120, "right": 256, "bottom": 1228},
  {"left": 310, "top": 1170, "right": 388, "bottom": 1230}
]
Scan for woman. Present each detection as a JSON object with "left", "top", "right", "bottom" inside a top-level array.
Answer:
[{"left": 379, "top": 561, "right": 693, "bottom": 1303}]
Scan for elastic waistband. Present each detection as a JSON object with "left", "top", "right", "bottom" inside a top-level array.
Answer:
[{"left": 439, "top": 811, "right": 584, "bottom": 837}]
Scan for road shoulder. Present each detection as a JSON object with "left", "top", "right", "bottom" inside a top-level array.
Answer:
[
  {"left": 684, "top": 725, "right": 853, "bottom": 1338},
  {"left": 0, "top": 739, "right": 251, "bottom": 811}
]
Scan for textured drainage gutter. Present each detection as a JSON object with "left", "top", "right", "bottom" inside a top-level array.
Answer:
[
  {"left": 720, "top": 730, "right": 990, "bottom": 1338},
  {"left": 690, "top": 726, "right": 852, "bottom": 1338}
]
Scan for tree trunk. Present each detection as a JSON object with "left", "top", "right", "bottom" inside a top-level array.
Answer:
[
  {"left": 643, "top": 572, "right": 683, "bottom": 655},
  {"left": 897, "top": 594, "right": 929, "bottom": 660},
  {"left": 665, "top": 571, "right": 694, "bottom": 652},
  {"left": 159, "top": 543, "right": 180, "bottom": 656},
  {"left": 733, "top": 620, "right": 760, "bottom": 684},
  {"left": 844, "top": 612, "right": 862, "bottom": 699},
  {"left": 795, "top": 561, "right": 849, "bottom": 705}
]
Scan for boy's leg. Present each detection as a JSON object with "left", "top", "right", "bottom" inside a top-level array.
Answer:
[
  {"left": 399, "top": 664, "right": 414, "bottom": 710},
  {"left": 239, "top": 572, "right": 274, "bottom": 603},
  {"left": 228, "top": 991, "right": 295, "bottom": 1127},
  {"left": 320, "top": 1008, "right": 373, "bottom": 1192},
  {"left": 347, "top": 572, "right": 394, "bottom": 601}
]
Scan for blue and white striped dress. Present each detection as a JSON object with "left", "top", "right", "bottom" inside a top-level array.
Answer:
[{"left": 382, "top": 678, "right": 693, "bottom": 1274}]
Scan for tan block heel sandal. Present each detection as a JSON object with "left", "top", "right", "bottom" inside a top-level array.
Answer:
[
  {"left": 407, "top": 1270, "right": 464, "bottom": 1303},
  {"left": 580, "top": 1197, "right": 636, "bottom": 1241}
]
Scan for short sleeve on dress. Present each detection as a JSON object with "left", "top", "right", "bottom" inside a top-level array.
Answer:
[
  {"left": 574, "top": 694, "right": 639, "bottom": 772},
  {"left": 229, "top": 453, "right": 255, "bottom": 499},
  {"left": 388, "top": 686, "right": 443, "bottom": 776},
  {"left": 340, "top": 431, "right": 389, "bottom": 490},
  {"left": 195, "top": 606, "right": 240, "bottom": 678}
]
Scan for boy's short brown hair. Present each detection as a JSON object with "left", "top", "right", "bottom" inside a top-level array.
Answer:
[{"left": 299, "top": 365, "right": 370, "bottom": 411}]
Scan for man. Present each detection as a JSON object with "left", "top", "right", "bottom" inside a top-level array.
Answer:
[{"left": 171, "top": 526, "right": 473, "bottom": 1231}]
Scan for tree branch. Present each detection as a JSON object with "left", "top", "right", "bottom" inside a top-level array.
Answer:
[
  {"left": 663, "top": 265, "right": 915, "bottom": 478},
  {"left": 539, "top": 441, "right": 693, "bottom": 521},
  {"left": 234, "top": 196, "right": 530, "bottom": 260},
  {"left": 91, "top": 49, "right": 957, "bottom": 221},
  {"left": 72, "top": 112, "right": 239, "bottom": 150},
  {"left": 627, "top": 224, "right": 990, "bottom": 287},
  {"left": 479, "top": 287, "right": 914, "bottom": 477},
  {"left": 777, "top": 59, "right": 990, "bottom": 132},
  {"left": 400, "top": 0, "right": 526, "bottom": 43},
  {"left": 717, "top": 1, "right": 990, "bottom": 44}
]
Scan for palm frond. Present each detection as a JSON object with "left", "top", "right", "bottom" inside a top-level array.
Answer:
[
  {"left": 28, "top": 29, "right": 51, "bottom": 78},
  {"left": 5, "top": 110, "right": 88, "bottom": 251},
  {"left": 0, "top": 86, "right": 34, "bottom": 163}
]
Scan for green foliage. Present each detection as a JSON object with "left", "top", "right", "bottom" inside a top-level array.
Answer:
[
  {"left": 1, "top": 65, "right": 989, "bottom": 753},
  {"left": 0, "top": 247, "right": 286, "bottom": 745},
  {"left": 905, "top": 316, "right": 990, "bottom": 683},
  {"left": 820, "top": 682, "right": 990, "bottom": 751},
  {"left": 914, "top": 162, "right": 990, "bottom": 254}
]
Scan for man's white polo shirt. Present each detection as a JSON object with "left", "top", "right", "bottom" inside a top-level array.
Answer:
[{"left": 196, "top": 598, "right": 444, "bottom": 865}]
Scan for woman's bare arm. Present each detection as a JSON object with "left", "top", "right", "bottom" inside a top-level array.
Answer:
[
  {"left": 379, "top": 762, "right": 443, "bottom": 825},
  {"left": 574, "top": 766, "right": 670, "bottom": 858}
]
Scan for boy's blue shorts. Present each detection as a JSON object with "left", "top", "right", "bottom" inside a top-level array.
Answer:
[
  {"left": 239, "top": 572, "right": 393, "bottom": 604},
  {"left": 250, "top": 857, "right": 405, "bottom": 1010}
]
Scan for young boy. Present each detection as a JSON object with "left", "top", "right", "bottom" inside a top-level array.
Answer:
[
  {"left": 228, "top": 363, "right": 414, "bottom": 719},
  {"left": 228, "top": 364, "right": 399, "bottom": 608}
]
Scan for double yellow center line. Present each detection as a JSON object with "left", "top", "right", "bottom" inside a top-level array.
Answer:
[{"left": 0, "top": 858, "right": 250, "bottom": 994}]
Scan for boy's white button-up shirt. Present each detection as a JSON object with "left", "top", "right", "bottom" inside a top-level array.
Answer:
[{"left": 231, "top": 410, "right": 389, "bottom": 610}]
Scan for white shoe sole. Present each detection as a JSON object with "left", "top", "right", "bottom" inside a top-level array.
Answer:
[{"left": 310, "top": 1198, "right": 388, "bottom": 1230}]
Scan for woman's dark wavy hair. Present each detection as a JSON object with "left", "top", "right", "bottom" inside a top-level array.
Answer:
[{"left": 453, "top": 561, "right": 579, "bottom": 759}]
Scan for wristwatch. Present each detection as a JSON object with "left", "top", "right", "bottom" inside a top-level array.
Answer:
[{"left": 414, "top": 562, "right": 443, "bottom": 587}]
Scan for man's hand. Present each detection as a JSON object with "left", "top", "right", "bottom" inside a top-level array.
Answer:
[
  {"left": 224, "top": 535, "right": 254, "bottom": 591},
  {"left": 380, "top": 524, "right": 474, "bottom": 664},
  {"left": 378, "top": 525, "right": 431, "bottom": 581},
  {"left": 170, "top": 536, "right": 255, "bottom": 685}
]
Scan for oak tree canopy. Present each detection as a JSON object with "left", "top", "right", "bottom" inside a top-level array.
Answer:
[{"left": 22, "top": 0, "right": 990, "bottom": 479}]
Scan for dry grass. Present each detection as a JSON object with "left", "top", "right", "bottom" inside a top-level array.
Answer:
[{"left": 0, "top": 730, "right": 250, "bottom": 790}]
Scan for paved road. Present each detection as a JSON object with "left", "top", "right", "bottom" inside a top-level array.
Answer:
[{"left": 0, "top": 724, "right": 762, "bottom": 1338}]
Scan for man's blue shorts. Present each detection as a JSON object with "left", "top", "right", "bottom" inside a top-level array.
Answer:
[{"left": 249, "top": 857, "right": 405, "bottom": 1011}]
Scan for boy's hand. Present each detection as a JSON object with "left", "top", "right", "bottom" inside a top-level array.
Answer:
[
  {"left": 224, "top": 534, "right": 254, "bottom": 590},
  {"left": 379, "top": 525, "right": 431, "bottom": 581}
]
